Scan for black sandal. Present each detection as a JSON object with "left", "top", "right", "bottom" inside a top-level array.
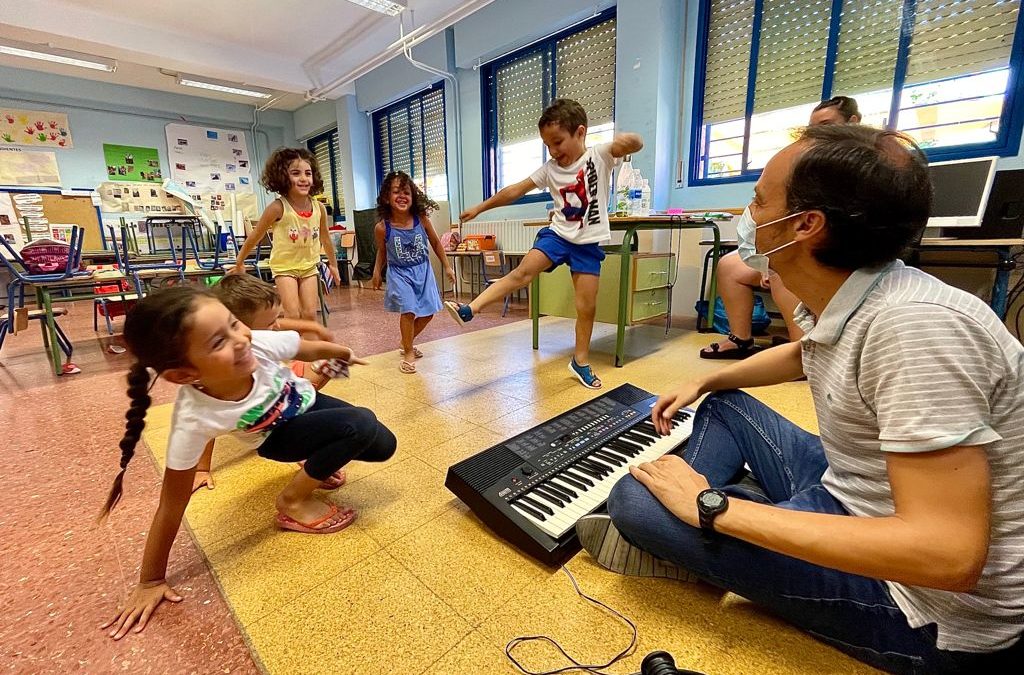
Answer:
[{"left": 699, "top": 333, "right": 762, "bottom": 360}]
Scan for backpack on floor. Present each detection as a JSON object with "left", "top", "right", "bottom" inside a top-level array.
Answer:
[{"left": 694, "top": 295, "right": 771, "bottom": 336}]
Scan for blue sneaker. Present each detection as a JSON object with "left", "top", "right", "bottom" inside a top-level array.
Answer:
[
  {"left": 568, "top": 358, "right": 602, "bottom": 389},
  {"left": 444, "top": 301, "right": 473, "bottom": 326}
]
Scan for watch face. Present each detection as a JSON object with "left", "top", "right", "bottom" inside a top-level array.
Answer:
[{"left": 699, "top": 491, "right": 725, "bottom": 510}]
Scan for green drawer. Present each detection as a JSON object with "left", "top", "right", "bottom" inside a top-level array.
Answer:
[
  {"left": 631, "top": 287, "right": 669, "bottom": 322},
  {"left": 633, "top": 255, "right": 674, "bottom": 291}
]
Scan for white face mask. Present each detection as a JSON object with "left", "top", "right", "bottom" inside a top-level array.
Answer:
[{"left": 734, "top": 206, "right": 805, "bottom": 277}]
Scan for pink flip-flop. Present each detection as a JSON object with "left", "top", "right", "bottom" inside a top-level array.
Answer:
[{"left": 275, "top": 504, "right": 357, "bottom": 534}]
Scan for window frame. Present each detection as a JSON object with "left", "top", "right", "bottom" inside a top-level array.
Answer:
[
  {"left": 371, "top": 80, "right": 449, "bottom": 201},
  {"left": 688, "top": 0, "right": 1024, "bottom": 187},
  {"left": 481, "top": 6, "right": 617, "bottom": 204},
  {"left": 306, "top": 128, "right": 345, "bottom": 222}
]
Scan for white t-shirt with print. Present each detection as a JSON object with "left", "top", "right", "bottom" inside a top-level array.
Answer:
[
  {"left": 530, "top": 143, "right": 620, "bottom": 245},
  {"left": 164, "top": 330, "right": 316, "bottom": 470}
]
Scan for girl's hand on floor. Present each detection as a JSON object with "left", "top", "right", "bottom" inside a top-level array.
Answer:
[{"left": 101, "top": 581, "right": 183, "bottom": 639}]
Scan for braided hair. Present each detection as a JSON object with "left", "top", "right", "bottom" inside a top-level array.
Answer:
[{"left": 98, "top": 285, "right": 218, "bottom": 521}]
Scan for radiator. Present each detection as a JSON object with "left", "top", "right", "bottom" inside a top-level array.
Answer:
[{"left": 458, "top": 219, "right": 535, "bottom": 254}]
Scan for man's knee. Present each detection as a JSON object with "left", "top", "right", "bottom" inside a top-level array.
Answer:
[{"left": 607, "top": 475, "right": 658, "bottom": 537}]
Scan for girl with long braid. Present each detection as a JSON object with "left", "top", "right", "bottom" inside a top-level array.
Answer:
[{"left": 98, "top": 286, "right": 396, "bottom": 639}]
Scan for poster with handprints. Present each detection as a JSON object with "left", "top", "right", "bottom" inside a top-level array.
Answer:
[{"left": 1, "top": 109, "right": 73, "bottom": 148}]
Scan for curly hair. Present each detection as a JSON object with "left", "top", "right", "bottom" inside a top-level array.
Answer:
[
  {"left": 813, "top": 96, "right": 860, "bottom": 123},
  {"left": 376, "top": 171, "right": 438, "bottom": 221},
  {"left": 98, "top": 285, "right": 218, "bottom": 521},
  {"left": 260, "top": 147, "right": 325, "bottom": 197},
  {"left": 788, "top": 124, "right": 931, "bottom": 270}
]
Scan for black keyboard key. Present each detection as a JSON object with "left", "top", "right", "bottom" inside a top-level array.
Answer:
[
  {"left": 624, "top": 431, "right": 654, "bottom": 446},
  {"left": 573, "top": 462, "right": 605, "bottom": 480},
  {"left": 563, "top": 470, "right": 594, "bottom": 487},
  {"left": 546, "top": 480, "right": 577, "bottom": 499},
  {"left": 519, "top": 494, "right": 554, "bottom": 516},
  {"left": 593, "top": 450, "right": 625, "bottom": 467},
  {"left": 531, "top": 486, "right": 564, "bottom": 508},
  {"left": 582, "top": 457, "right": 614, "bottom": 475},
  {"left": 599, "top": 447, "right": 630, "bottom": 463},
  {"left": 610, "top": 439, "right": 643, "bottom": 456},
  {"left": 512, "top": 499, "right": 546, "bottom": 521},
  {"left": 543, "top": 482, "right": 575, "bottom": 502}
]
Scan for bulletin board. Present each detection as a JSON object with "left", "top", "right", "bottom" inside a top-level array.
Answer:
[{"left": 2, "top": 190, "right": 104, "bottom": 251}]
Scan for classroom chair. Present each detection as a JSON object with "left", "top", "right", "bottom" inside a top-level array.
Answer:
[{"left": 480, "top": 249, "right": 511, "bottom": 317}]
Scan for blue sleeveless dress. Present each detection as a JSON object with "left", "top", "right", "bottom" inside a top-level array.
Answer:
[{"left": 383, "top": 217, "right": 443, "bottom": 317}]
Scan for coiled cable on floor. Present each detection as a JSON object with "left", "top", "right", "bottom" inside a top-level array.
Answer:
[{"left": 504, "top": 565, "right": 640, "bottom": 675}]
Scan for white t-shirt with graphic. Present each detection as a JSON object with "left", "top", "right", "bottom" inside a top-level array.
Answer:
[
  {"left": 530, "top": 143, "right": 620, "bottom": 245},
  {"left": 164, "top": 330, "right": 316, "bottom": 470}
]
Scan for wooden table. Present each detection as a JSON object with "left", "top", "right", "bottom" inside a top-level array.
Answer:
[{"left": 525, "top": 216, "right": 721, "bottom": 367}]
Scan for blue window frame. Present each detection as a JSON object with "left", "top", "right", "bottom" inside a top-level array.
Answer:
[
  {"left": 481, "top": 8, "right": 617, "bottom": 204},
  {"left": 306, "top": 128, "right": 345, "bottom": 221},
  {"left": 690, "top": 0, "right": 1024, "bottom": 186},
  {"left": 372, "top": 81, "right": 449, "bottom": 203}
]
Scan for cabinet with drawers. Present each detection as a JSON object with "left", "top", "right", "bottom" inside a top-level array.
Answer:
[{"left": 536, "top": 253, "right": 674, "bottom": 325}]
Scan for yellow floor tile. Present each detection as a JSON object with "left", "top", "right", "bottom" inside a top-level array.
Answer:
[
  {"left": 409, "top": 426, "right": 507, "bottom": 473},
  {"left": 429, "top": 386, "right": 531, "bottom": 425},
  {"left": 336, "top": 456, "right": 456, "bottom": 546},
  {"left": 203, "top": 518, "right": 382, "bottom": 626},
  {"left": 421, "top": 629, "right": 521, "bottom": 674},
  {"left": 246, "top": 550, "right": 472, "bottom": 675},
  {"left": 387, "top": 404, "right": 480, "bottom": 455},
  {"left": 387, "top": 503, "right": 552, "bottom": 627}
]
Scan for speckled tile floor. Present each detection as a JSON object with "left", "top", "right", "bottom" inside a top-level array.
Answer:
[{"left": 2, "top": 283, "right": 876, "bottom": 674}]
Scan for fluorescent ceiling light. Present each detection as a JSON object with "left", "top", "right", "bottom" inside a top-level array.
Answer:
[
  {"left": 0, "top": 37, "right": 116, "bottom": 72},
  {"left": 176, "top": 74, "right": 272, "bottom": 99},
  {"left": 343, "top": 0, "right": 406, "bottom": 16}
]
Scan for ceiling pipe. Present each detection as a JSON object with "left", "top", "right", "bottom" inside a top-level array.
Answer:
[{"left": 305, "top": 0, "right": 495, "bottom": 99}]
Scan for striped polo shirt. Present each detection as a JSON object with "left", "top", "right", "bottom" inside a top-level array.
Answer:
[{"left": 795, "top": 260, "right": 1024, "bottom": 652}]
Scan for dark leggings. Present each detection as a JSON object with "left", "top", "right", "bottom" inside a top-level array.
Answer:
[{"left": 257, "top": 394, "right": 396, "bottom": 481}]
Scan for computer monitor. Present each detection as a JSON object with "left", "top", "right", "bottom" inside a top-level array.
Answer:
[{"left": 927, "top": 157, "right": 998, "bottom": 228}]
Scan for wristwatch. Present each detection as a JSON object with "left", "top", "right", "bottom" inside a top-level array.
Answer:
[{"left": 697, "top": 488, "right": 729, "bottom": 532}]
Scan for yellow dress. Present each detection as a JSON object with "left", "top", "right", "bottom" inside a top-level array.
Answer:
[{"left": 268, "top": 198, "right": 322, "bottom": 278}]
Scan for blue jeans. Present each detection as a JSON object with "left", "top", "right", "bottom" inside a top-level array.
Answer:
[{"left": 606, "top": 390, "right": 1020, "bottom": 674}]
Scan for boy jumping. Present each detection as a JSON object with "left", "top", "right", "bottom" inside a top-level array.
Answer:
[{"left": 445, "top": 99, "right": 643, "bottom": 388}]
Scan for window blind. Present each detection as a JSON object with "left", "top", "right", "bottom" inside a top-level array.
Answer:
[
  {"left": 373, "top": 84, "right": 447, "bottom": 200},
  {"left": 752, "top": 0, "right": 834, "bottom": 113},
  {"left": 330, "top": 131, "right": 346, "bottom": 215},
  {"left": 906, "top": 0, "right": 1020, "bottom": 85},
  {"left": 555, "top": 17, "right": 617, "bottom": 128},
  {"left": 307, "top": 129, "right": 345, "bottom": 217},
  {"left": 703, "top": 0, "right": 755, "bottom": 124},
  {"left": 495, "top": 52, "right": 547, "bottom": 146},
  {"left": 831, "top": 0, "right": 904, "bottom": 96}
]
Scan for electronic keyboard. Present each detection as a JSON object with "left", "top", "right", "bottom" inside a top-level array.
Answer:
[{"left": 445, "top": 383, "right": 693, "bottom": 566}]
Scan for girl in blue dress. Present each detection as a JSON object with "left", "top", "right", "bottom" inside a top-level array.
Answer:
[{"left": 371, "top": 171, "right": 456, "bottom": 373}]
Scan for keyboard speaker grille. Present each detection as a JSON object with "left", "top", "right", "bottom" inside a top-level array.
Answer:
[{"left": 451, "top": 445, "right": 523, "bottom": 492}]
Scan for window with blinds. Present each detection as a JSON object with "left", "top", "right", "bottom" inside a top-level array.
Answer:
[
  {"left": 692, "top": 0, "right": 1022, "bottom": 183},
  {"left": 482, "top": 9, "right": 617, "bottom": 198},
  {"left": 372, "top": 82, "right": 448, "bottom": 203},
  {"left": 306, "top": 129, "right": 345, "bottom": 220}
]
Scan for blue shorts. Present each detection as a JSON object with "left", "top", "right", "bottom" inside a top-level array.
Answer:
[{"left": 532, "top": 227, "right": 605, "bottom": 276}]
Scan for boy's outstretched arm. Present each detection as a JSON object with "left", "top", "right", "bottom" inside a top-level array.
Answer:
[
  {"left": 460, "top": 177, "right": 537, "bottom": 223},
  {"left": 609, "top": 132, "right": 644, "bottom": 158}
]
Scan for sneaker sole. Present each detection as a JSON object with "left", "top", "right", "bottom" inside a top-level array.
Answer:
[
  {"left": 576, "top": 514, "right": 695, "bottom": 581},
  {"left": 444, "top": 302, "right": 467, "bottom": 327},
  {"left": 567, "top": 360, "right": 602, "bottom": 389}
]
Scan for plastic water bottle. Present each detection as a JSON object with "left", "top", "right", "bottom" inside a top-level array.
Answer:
[
  {"left": 629, "top": 170, "right": 643, "bottom": 216},
  {"left": 640, "top": 179, "right": 651, "bottom": 217},
  {"left": 615, "top": 155, "right": 634, "bottom": 216}
]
